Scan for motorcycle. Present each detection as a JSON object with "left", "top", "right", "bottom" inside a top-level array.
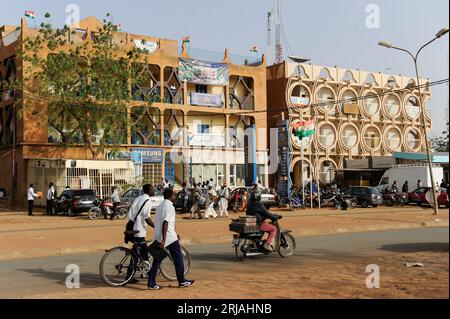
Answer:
[
  {"left": 231, "top": 214, "right": 296, "bottom": 260},
  {"left": 88, "top": 198, "right": 129, "bottom": 220},
  {"left": 383, "top": 192, "right": 408, "bottom": 207},
  {"left": 334, "top": 193, "right": 357, "bottom": 210}
]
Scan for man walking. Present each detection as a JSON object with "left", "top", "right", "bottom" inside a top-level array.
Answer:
[
  {"left": 110, "top": 186, "right": 121, "bottom": 220},
  {"left": 46, "top": 183, "right": 55, "bottom": 215},
  {"left": 204, "top": 185, "right": 218, "bottom": 219},
  {"left": 218, "top": 182, "right": 230, "bottom": 218},
  {"left": 126, "top": 184, "right": 155, "bottom": 282},
  {"left": 27, "top": 184, "right": 40, "bottom": 216},
  {"left": 148, "top": 188, "right": 194, "bottom": 290}
]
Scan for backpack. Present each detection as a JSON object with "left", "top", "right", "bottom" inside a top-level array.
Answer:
[{"left": 124, "top": 199, "right": 149, "bottom": 244}]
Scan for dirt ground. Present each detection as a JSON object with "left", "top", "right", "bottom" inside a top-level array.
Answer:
[
  {"left": 26, "top": 250, "right": 449, "bottom": 299},
  {"left": 0, "top": 206, "right": 447, "bottom": 261}
]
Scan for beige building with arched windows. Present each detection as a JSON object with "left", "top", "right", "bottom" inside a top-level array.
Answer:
[{"left": 267, "top": 61, "right": 432, "bottom": 187}]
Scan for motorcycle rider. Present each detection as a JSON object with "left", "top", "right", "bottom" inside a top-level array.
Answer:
[
  {"left": 246, "top": 191, "right": 279, "bottom": 251},
  {"left": 402, "top": 181, "right": 409, "bottom": 193},
  {"left": 110, "top": 186, "right": 121, "bottom": 220}
]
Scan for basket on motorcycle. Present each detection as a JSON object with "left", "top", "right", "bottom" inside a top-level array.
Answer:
[{"left": 229, "top": 216, "right": 259, "bottom": 233}]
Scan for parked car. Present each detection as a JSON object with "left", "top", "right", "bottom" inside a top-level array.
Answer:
[
  {"left": 53, "top": 189, "right": 97, "bottom": 216},
  {"left": 121, "top": 188, "right": 164, "bottom": 210},
  {"left": 174, "top": 188, "right": 206, "bottom": 212},
  {"left": 343, "top": 186, "right": 383, "bottom": 208},
  {"left": 408, "top": 187, "right": 449, "bottom": 208},
  {"left": 228, "top": 187, "right": 279, "bottom": 210}
]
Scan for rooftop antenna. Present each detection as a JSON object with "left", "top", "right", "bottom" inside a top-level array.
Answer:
[
  {"left": 274, "top": 0, "right": 283, "bottom": 64},
  {"left": 266, "top": 10, "right": 273, "bottom": 65}
]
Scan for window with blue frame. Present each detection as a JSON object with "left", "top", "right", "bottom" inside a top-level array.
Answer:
[{"left": 197, "top": 124, "right": 210, "bottom": 134}]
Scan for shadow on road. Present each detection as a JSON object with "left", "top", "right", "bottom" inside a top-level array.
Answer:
[
  {"left": 17, "top": 268, "right": 107, "bottom": 289},
  {"left": 379, "top": 242, "right": 449, "bottom": 253}
]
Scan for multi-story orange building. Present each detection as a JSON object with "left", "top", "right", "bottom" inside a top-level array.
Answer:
[{"left": 0, "top": 17, "right": 269, "bottom": 207}]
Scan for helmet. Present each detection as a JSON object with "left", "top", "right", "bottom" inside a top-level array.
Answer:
[{"left": 250, "top": 191, "right": 262, "bottom": 202}]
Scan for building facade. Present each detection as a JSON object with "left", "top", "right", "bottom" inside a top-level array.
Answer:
[
  {"left": 267, "top": 61, "right": 433, "bottom": 188},
  {"left": 0, "top": 17, "right": 268, "bottom": 207}
]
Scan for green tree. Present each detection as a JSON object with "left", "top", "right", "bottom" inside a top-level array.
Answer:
[
  {"left": 431, "top": 120, "right": 449, "bottom": 152},
  {"left": 7, "top": 13, "right": 154, "bottom": 157}
]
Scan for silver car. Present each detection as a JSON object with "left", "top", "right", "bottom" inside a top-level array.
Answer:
[{"left": 121, "top": 188, "right": 164, "bottom": 210}]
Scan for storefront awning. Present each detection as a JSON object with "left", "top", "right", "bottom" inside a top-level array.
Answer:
[{"left": 394, "top": 152, "right": 449, "bottom": 164}]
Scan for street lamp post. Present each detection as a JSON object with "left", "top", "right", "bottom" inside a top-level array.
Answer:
[{"left": 378, "top": 27, "right": 449, "bottom": 215}]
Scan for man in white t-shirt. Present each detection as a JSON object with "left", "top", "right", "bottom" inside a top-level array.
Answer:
[
  {"left": 147, "top": 188, "right": 194, "bottom": 290},
  {"left": 126, "top": 184, "right": 155, "bottom": 281}
]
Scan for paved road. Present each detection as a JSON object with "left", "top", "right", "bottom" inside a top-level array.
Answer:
[{"left": 0, "top": 227, "right": 448, "bottom": 298}]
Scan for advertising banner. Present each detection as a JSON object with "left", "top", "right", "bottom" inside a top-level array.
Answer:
[
  {"left": 179, "top": 58, "right": 229, "bottom": 86},
  {"left": 190, "top": 92, "right": 223, "bottom": 107}
]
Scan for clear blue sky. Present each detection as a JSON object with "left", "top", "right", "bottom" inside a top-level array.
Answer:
[{"left": 1, "top": 0, "right": 448, "bottom": 134}]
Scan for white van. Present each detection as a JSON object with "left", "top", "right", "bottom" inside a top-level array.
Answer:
[{"left": 377, "top": 165, "right": 444, "bottom": 193}]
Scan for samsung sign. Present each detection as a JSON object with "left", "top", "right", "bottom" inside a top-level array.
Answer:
[
  {"left": 132, "top": 148, "right": 164, "bottom": 163},
  {"left": 134, "top": 39, "right": 159, "bottom": 54}
]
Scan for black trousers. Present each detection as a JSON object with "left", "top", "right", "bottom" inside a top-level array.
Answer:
[
  {"left": 46, "top": 200, "right": 53, "bottom": 215},
  {"left": 28, "top": 200, "right": 34, "bottom": 216},
  {"left": 148, "top": 240, "right": 185, "bottom": 286},
  {"left": 111, "top": 202, "right": 120, "bottom": 219}
]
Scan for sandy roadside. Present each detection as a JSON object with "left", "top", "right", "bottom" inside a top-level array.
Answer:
[
  {"left": 23, "top": 250, "right": 449, "bottom": 299},
  {"left": 0, "top": 206, "right": 448, "bottom": 261}
]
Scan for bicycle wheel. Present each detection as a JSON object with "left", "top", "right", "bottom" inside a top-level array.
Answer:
[
  {"left": 99, "top": 247, "right": 137, "bottom": 287},
  {"left": 117, "top": 207, "right": 128, "bottom": 220},
  {"left": 160, "top": 246, "right": 191, "bottom": 281}
]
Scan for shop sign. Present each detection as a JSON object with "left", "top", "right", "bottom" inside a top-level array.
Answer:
[{"left": 132, "top": 148, "right": 163, "bottom": 163}]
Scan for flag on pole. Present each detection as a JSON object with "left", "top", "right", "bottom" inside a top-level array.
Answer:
[
  {"left": 292, "top": 119, "right": 315, "bottom": 140},
  {"left": 250, "top": 45, "right": 258, "bottom": 53},
  {"left": 182, "top": 36, "right": 190, "bottom": 43},
  {"left": 24, "top": 10, "right": 35, "bottom": 19}
]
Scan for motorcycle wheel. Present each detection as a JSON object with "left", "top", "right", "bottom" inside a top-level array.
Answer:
[
  {"left": 385, "top": 198, "right": 393, "bottom": 207},
  {"left": 278, "top": 233, "right": 296, "bottom": 257},
  {"left": 88, "top": 207, "right": 100, "bottom": 220},
  {"left": 235, "top": 238, "right": 252, "bottom": 261}
]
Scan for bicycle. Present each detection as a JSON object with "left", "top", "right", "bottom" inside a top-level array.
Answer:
[{"left": 99, "top": 240, "right": 191, "bottom": 287}]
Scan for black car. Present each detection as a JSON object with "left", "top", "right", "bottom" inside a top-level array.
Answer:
[
  {"left": 344, "top": 186, "right": 383, "bottom": 208},
  {"left": 53, "top": 189, "right": 97, "bottom": 216}
]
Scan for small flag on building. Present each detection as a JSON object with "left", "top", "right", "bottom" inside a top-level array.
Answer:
[
  {"left": 292, "top": 119, "right": 315, "bottom": 140},
  {"left": 24, "top": 10, "right": 35, "bottom": 19},
  {"left": 182, "top": 36, "right": 190, "bottom": 43},
  {"left": 250, "top": 45, "right": 258, "bottom": 53}
]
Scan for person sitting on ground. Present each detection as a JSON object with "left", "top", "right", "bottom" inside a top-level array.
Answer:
[{"left": 246, "top": 191, "right": 278, "bottom": 251}]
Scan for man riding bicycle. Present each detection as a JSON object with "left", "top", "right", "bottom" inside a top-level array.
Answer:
[{"left": 246, "top": 191, "right": 279, "bottom": 251}]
